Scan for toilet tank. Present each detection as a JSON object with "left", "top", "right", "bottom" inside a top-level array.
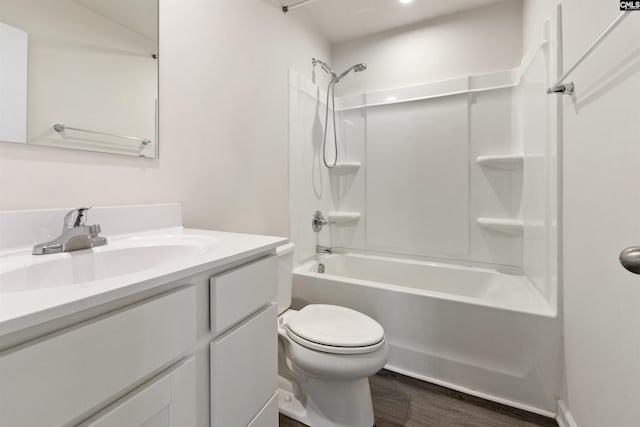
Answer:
[{"left": 276, "top": 243, "right": 295, "bottom": 315}]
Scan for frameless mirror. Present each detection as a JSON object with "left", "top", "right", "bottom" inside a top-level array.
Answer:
[{"left": 0, "top": 0, "right": 158, "bottom": 158}]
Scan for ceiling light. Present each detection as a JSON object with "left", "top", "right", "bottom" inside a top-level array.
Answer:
[{"left": 399, "top": 0, "right": 414, "bottom": 4}]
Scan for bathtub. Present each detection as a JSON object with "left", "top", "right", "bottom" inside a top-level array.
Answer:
[{"left": 292, "top": 253, "right": 561, "bottom": 416}]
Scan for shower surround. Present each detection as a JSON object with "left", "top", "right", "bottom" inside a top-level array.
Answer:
[{"left": 289, "top": 8, "right": 561, "bottom": 416}]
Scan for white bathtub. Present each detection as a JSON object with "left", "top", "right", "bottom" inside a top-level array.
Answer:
[{"left": 292, "top": 253, "right": 561, "bottom": 416}]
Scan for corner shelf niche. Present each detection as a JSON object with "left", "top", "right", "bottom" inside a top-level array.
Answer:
[
  {"left": 476, "top": 217, "right": 524, "bottom": 234},
  {"left": 476, "top": 155, "right": 523, "bottom": 170},
  {"left": 328, "top": 162, "right": 361, "bottom": 175},
  {"left": 327, "top": 211, "right": 360, "bottom": 225}
]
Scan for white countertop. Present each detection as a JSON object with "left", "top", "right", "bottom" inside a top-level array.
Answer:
[{"left": 0, "top": 226, "right": 287, "bottom": 337}]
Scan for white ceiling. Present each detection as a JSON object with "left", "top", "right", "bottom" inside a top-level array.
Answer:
[
  {"left": 74, "top": 0, "right": 158, "bottom": 42},
  {"left": 288, "top": 0, "right": 509, "bottom": 45}
]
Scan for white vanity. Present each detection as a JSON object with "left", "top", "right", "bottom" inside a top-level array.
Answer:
[{"left": 0, "top": 204, "right": 286, "bottom": 427}]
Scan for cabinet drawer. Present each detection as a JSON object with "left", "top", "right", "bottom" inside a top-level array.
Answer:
[
  {"left": 247, "top": 392, "right": 278, "bottom": 427},
  {"left": 211, "top": 304, "right": 277, "bottom": 427},
  {"left": 210, "top": 256, "right": 277, "bottom": 335},
  {"left": 0, "top": 287, "right": 196, "bottom": 427}
]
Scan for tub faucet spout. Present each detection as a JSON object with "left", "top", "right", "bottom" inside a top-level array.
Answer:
[{"left": 316, "top": 245, "right": 333, "bottom": 254}]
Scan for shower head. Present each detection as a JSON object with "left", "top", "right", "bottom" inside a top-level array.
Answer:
[
  {"left": 335, "top": 63, "right": 367, "bottom": 82},
  {"left": 353, "top": 63, "right": 367, "bottom": 72}
]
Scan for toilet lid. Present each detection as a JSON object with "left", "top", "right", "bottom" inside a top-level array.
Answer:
[{"left": 286, "top": 304, "right": 384, "bottom": 348}]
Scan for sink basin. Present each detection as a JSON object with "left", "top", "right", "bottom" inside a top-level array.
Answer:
[{"left": 0, "top": 234, "right": 219, "bottom": 293}]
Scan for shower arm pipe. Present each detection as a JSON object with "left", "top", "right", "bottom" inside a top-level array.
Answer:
[
  {"left": 547, "top": 11, "right": 630, "bottom": 95},
  {"left": 282, "top": 0, "right": 318, "bottom": 13}
]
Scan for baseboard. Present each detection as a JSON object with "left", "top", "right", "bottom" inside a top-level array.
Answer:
[{"left": 556, "top": 400, "right": 578, "bottom": 427}]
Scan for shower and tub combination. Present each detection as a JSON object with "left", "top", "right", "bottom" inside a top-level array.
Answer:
[
  {"left": 293, "top": 253, "right": 559, "bottom": 413},
  {"left": 289, "top": 9, "right": 561, "bottom": 418}
]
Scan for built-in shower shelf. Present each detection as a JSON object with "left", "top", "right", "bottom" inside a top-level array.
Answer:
[
  {"left": 476, "top": 155, "right": 524, "bottom": 170},
  {"left": 329, "top": 162, "right": 361, "bottom": 175},
  {"left": 328, "top": 211, "right": 361, "bottom": 224},
  {"left": 477, "top": 217, "right": 524, "bottom": 234}
]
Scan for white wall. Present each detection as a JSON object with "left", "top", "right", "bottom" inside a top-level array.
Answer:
[
  {"left": 523, "top": 1, "right": 640, "bottom": 426},
  {"left": 332, "top": 0, "right": 523, "bottom": 96},
  {"left": 0, "top": 0, "right": 330, "bottom": 237}
]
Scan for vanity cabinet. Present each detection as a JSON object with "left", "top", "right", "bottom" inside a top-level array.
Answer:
[
  {"left": 0, "top": 287, "right": 197, "bottom": 427},
  {"left": 210, "top": 256, "right": 278, "bottom": 427},
  {"left": 0, "top": 255, "right": 280, "bottom": 427},
  {"left": 0, "top": 204, "right": 286, "bottom": 427}
]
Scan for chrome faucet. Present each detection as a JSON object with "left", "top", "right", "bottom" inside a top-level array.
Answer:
[
  {"left": 312, "top": 210, "right": 335, "bottom": 232},
  {"left": 32, "top": 207, "right": 108, "bottom": 255},
  {"left": 316, "top": 245, "right": 333, "bottom": 254}
]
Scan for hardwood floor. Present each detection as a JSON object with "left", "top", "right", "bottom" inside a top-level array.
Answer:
[
  {"left": 279, "top": 414, "right": 308, "bottom": 427},
  {"left": 279, "top": 370, "right": 558, "bottom": 427}
]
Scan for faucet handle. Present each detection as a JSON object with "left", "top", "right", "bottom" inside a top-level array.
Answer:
[
  {"left": 63, "top": 207, "right": 91, "bottom": 231},
  {"left": 312, "top": 210, "right": 335, "bottom": 232},
  {"left": 89, "top": 224, "right": 101, "bottom": 236}
]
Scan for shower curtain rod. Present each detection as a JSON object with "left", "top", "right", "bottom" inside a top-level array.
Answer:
[
  {"left": 282, "top": 0, "right": 317, "bottom": 13},
  {"left": 547, "top": 11, "right": 631, "bottom": 95}
]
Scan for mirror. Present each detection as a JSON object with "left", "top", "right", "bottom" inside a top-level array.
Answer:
[{"left": 0, "top": 0, "right": 158, "bottom": 158}]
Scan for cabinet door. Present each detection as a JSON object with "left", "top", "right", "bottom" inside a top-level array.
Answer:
[
  {"left": 247, "top": 393, "right": 278, "bottom": 427},
  {"left": 80, "top": 357, "right": 196, "bottom": 427},
  {"left": 211, "top": 304, "right": 277, "bottom": 427},
  {"left": 0, "top": 287, "right": 196, "bottom": 427}
]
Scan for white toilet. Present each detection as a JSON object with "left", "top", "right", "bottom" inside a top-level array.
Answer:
[{"left": 276, "top": 244, "right": 389, "bottom": 427}]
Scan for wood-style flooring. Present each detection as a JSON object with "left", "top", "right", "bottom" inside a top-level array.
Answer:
[{"left": 279, "top": 370, "right": 558, "bottom": 427}]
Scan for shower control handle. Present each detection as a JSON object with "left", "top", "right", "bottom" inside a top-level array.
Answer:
[
  {"left": 620, "top": 246, "right": 640, "bottom": 275},
  {"left": 312, "top": 211, "right": 334, "bottom": 232}
]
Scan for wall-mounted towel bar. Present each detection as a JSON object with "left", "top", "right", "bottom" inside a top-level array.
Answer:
[
  {"left": 53, "top": 124, "right": 151, "bottom": 146},
  {"left": 547, "top": 11, "right": 631, "bottom": 95}
]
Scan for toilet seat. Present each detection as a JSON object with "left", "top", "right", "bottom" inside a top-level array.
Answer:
[
  {"left": 287, "top": 329, "right": 386, "bottom": 355},
  {"left": 286, "top": 304, "right": 385, "bottom": 355}
]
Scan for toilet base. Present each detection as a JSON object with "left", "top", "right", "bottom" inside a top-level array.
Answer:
[{"left": 277, "top": 374, "right": 374, "bottom": 427}]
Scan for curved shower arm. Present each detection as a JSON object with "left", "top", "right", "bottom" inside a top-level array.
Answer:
[
  {"left": 313, "top": 59, "right": 367, "bottom": 83},
  {"left": 312, "top": 58, "right": 336, "bottom": 79}
]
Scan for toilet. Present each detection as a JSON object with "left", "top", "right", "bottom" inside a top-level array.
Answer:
[{"left": 276, "top": 244, "right": 389, "bottom": 427}]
